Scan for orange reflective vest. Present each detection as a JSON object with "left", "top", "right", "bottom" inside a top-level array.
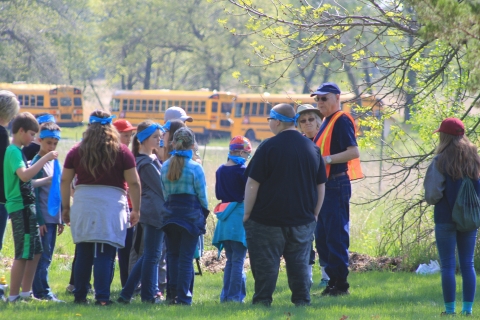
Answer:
[{"left": 314, "top": 111, "right": 363, "bottom": 180}]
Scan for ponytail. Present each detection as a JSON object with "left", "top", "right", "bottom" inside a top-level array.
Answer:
[
  {"left": 167, "top": 140, "right": 185, "bottom": 181},
  {"left": 132, "top": 135, "right": 140, "bottom": 157}
]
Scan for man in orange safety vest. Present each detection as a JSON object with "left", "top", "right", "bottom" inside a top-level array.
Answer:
[{"left": 311, "top": 82, "right": 361, "bottom": 296}]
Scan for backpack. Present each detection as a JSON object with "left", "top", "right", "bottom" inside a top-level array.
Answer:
[{"left": 452, "top": 177, "right": 480, "bottom": 232}]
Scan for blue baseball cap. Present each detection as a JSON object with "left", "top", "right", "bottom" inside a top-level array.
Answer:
[{"left": 310, "top": 82, "right": 341, "bottom": 96}]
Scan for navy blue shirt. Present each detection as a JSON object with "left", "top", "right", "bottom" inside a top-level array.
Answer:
[
  {"left": 246, "top": 130, "right": 327, "bottom": 227},
  {"left": 315, "top": 111, "right": 357, "bottom": 175},
  {"left": 215, "top": 163, "right": 247, "bottom": 203}
]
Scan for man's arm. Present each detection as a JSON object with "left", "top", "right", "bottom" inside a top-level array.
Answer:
[
  {"left": 16, "top": 151, "right": 58, "bottom": 182},
  {"left": 324, "top": 146, "right": 359, "bottom": 164},
  {"left": 243, "top": 177, "right": 260, "bottom": 222},
  {"left": 314, "top": 183, "right": 326, "bottom": 220}
]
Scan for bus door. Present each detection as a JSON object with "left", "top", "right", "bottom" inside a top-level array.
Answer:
[{"left": 54, "top": 87, "right": 74, "bottom": 123}]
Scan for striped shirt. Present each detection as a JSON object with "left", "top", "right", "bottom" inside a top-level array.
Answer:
[{"left": 161, "top": 158, "right": 208, "bottom": 209}]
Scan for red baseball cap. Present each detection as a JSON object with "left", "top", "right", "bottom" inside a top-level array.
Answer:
[
  {"left": 433, "top": 118, "right": 465, "bottom": 136},
  {"left": 113, "top": 119, "right": 136, "bottom": 132}
]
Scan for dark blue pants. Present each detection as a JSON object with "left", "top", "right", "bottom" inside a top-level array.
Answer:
[
  {"left": 164, "top": 224, "right": 198, "bottom": 305},
  {"left": 315, "top": 175, "right": 351, "bottom": 287},
  {"left": 0, "top": 204, "right": 8, "bottom": 251},
  {"left": 244, "top": 219, "right": 316, "bottom": 306},
  {"left": 221, "top": 240, "right": 247, "bottom": 303},
  {"left": 121, "top": 224, "right": 164, "bottom": 302},
  {"left": 118, "top": 227, "right": 133, "bottom": 287},
  {"left": 33, "top": 224, "right": 57, "bottom": 298},
  {"left": 74, "top": 242, "right": 116, "bottom": 302},
  {"left": 436, "top": 223, "right": 477, "bottom": 303}
]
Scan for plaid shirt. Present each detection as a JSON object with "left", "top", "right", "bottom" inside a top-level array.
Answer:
[{"left": 161, "top": 158, "right": 208, "bottom": 209}]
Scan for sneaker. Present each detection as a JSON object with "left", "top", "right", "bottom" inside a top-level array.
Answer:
[
  {"left": 318, "top": 278, "right": 329, "bottom": 288},
  {"left": 321, "top": 286, "right": 334, "bottom": 296},
  {"left": 66, "top": 284, "right": 75, "bottom": 294},
  {"left": 440, "top": 311, "right": 456, "bottom": 316},
  {"left": 143, "top": 296, "right": 163, "bottom": 304},
  {"left": 95, "top": 300, "right": 114, "bottom": 306},
  {"left": 0, "top": 288, "right": 6, "bottom": 302},
  {"left": 117, "top": 296, "right": 131, "bottom": 304},
  {"left": 460, "top": 311, "right": 472, "bottom": 316},
  {"left": 19, "top": 292, "right": 42, "bottom": 302},
  {"left": 43, "top": 294, "right": 65, "bottom": 303},
  {"left": 328, "top": 287, "right": 350, "bottom": 296},
  {"left": 73, "top": 298, "right": 89, "bottom": 305},
  {"left": 155, "top": 292, "right": 165, "bottom": 301}
]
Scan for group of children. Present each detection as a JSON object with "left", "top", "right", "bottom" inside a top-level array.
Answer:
[{"left": 0, "top": 89, "right": 253, "bottom": 305}]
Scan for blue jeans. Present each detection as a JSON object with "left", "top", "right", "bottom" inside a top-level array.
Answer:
[
  {"left": 118, "top": 227, "right": 133, "bottom": 287},
  {"left": 244, "top": 219, "right": 316, "bottom": 305},
  {"left": 33, "top": 224, "right": 57, "bottom": 298},
  {"left": 435, "top": 223, "right": 477, "bottom": 303},
  {"left": 221, "top": 240, "right": 247, "bottom": 303},
  {"left": 74, "top": 242, "right": 116, "bottom": 302},
  {"left": 164, "top": 224, "right": 198, "bottom": 305},
  {"left": 0, "top": 204, "right": 8, "bottom": 251},
  {"left": 121, "top": 224, "right": 164, "bottom": 302},
  {"left": 315, "top": 175, "right": 351, "bottom": 287}
]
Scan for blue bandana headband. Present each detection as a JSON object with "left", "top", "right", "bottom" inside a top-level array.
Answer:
[
  {"left": 40, "top": 129, "right": 61, "bottom": 140},
  {"left": 37, "top": 114, "right": 56, "bottom": 124},
  {"left": 169, "top": 149, "right": 193, "bottom": 159},
  {"left": 137, "top": 123, "right": 164, "bottom": 143},
  {"left": 163, "top": 121, "right": 171, "bottom": 131},
  {"left": 89, "top": 115, "right": 116, "bottom": 125},
  {"left": 269, "top": 109, "right": 299, "bottom": 125}
]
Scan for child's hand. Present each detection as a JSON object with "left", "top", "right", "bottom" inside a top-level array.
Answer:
[
  {"left": 130, "top": 210, "right": 140, "bottom": 227},
  {"left": 39, "top": 224, "right": 47, "bottom": 237},
  {"left": 58, "top": 224, "right": 64, "bottom": 235},
  {"left": 62, "top": 208, "right": 70, "bottom": 226},
  {"left": 46, "top": 151, "right": 58, "bottom": 161}
]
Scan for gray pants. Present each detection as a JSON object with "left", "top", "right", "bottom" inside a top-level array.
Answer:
[{"left": 244, "top": 219, "right": 316, "bottom": 306}]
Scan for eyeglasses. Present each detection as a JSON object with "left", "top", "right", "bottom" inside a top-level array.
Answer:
[
  {"left": 314, "top": 96, "right": 329, "bottom": 102},
  {"left": 299, "top": 117, "right": 315, "bottom": 124},
  {"left": 267, "top": 117, "right": 276, "bottom": 121}
]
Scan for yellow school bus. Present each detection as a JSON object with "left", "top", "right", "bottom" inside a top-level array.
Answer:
[
  {"left": 110, "top": 90, "right": 236, "bottom": 141},
  {"left": 230, "top": 92, "right": 382, "bottom": 141},
  {"left": 0, "top": 82, "right": 84, "bottom": 127}
]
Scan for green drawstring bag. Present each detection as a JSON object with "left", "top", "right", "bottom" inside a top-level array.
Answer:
[{"left": 452, "top": 177, "right": 480, "bottom": 232}]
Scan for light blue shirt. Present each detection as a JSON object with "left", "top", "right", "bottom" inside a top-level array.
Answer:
[{"left": 161, "top": 158, "right": 208, "bottom": 209}]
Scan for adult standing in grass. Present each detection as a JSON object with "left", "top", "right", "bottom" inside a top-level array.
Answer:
[
  {"left": 312, "top": 82, "right": 360, "bottom": 296},
  {"left": 61, "top": 110, "right": 141, "bottom": 306},
  {"left": 424, "top": 118, "right": 480, "bottom": 316},
  {"left": 244, "top": 104, "right": 326, "bottom": 306},
  {"left": 160, "top": 127, "right": 208, "bottom": 305}
]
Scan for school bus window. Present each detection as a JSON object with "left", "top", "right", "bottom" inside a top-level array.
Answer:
[
  {"left": 251, "top": 102, "right": 258, "bottom": 115},
  {"left": 173, "top": 101, "right": 179, "bottom": 107},
  {"left": 259, "top": 103, "right": 265, "bottom": 115},
  {"left": 187, "top": 101, "right": 193, "bottom": 113},
  {"left": 211, "top": 102, "right": 218, "bottom": 113},
  {"left": 266, "top": 103, "right": 273, "bottom": 114},
  {"left": 180, "top": 101, "right": 186, "bottom": 110},
  {"left": 235, "top": 103, "right": 243, "bottom": 118},
  {"left": 30, "top": 95, "right": 36, "bottom": 107},
  {"left": 168, "top": 100, "right": 173, "bottom": 108},
  {"left": 193, "top": 101, "right": 198, "bottom": 113},
  {"left": 135, "top": 100, "right": 141, "bottom": 111},
  {"left": 221, "top": 102, "right": 232, "bottom": 113},
  {"left": 122, "top": 100, "right": 127, "bottom": 111},
  {"left": 155, "top": 101, "right": 160, "bottom": 112},
  {"left": 129, "top": 100, "right": 134, "bottom": 111},
  {"left": 50, "top": 98, "right": 58, "bottom": 107},
  {"left": 111, "top": 99, "right": 120, "bottom": 111},
  {"left": 142, "top": 100, "right": 147, "bottom": 111},
  {"left": 37, "top": 96, "right": 44, "bottom": 107},
  {"left": 148, "top": 100, "right": 153, "bottom": 112},
  {"left": 74, "top": 98, "right": 82, "bottom": 107},
  {"left": 200, "top": 101, "right": 205, "bottom": 113},
  {"left": 24, "top": 95, "right": 29, "bottom": 106},
  {"left": 18, "top": 95, "right": 23, "bottom": 106},
  {"left": 161, "top": 100, "right": 167, "bottom": 111},
  {"left": 244, "top": 103, "right": 250, "bottom": 116},
  {"left": 61, "top": 97, "right": 72, "bottom": 106}
]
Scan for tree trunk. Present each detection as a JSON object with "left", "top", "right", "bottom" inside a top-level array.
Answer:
[
  {"left": 127, "top": 74, "right": 134, "bottom": 90},
  {"left": 144, "top": 54, "right": 152, "bottom": 89},
  {"left": 121, "top": 75, "right": 126, "bottom": 90}
]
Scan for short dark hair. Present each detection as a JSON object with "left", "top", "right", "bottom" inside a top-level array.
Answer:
[
  {"left": 12, "top": 112, "right": 39, "bottom": 134},
  {"left": 40, "top": 122, "right": 61, "bottom": 132}
]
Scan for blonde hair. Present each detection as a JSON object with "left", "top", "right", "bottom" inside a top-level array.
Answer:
[
  {"left": 79, "top": 110, "right": 121, "bottom": 178},
  {"left": 0, "top": 90, "right": 20, "bottom": 122},
  {"left": 167, "top": 127, "right": 195, "bottom": 181},
  {"left": 435, "top": 132, "right": 480, "bottom": 180},
  {"left": 132, "top": 120, "right": 155, "bottom": 157}
]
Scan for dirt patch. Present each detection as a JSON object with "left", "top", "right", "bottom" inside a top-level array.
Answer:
[{"left": 200, "top": 250, "right": 403, "bottom": 274}]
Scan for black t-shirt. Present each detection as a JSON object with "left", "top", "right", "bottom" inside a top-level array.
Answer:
[
  {"left": 0, "top": 126, "right": 9, "bottom": 203},
  {"left": 22, "top": 142, "right": 40, "bottom": 162},
  {"left": 245, "top": 130, "right": 327, "bottom": 227},
  {"left": 315, "top": 112, "right": 357, "bottom": 175}
]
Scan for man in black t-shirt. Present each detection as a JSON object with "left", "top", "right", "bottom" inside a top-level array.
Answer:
[{"left": 243, "top": 104, "right": 327, "bottom": 306}]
